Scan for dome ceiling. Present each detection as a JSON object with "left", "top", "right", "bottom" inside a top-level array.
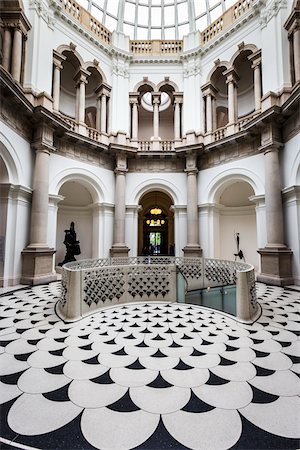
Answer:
[{"left": 76, "top": 0, "right": 237, "bottom": 40}]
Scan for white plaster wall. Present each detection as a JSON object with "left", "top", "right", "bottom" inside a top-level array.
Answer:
[
  {"left": 59, "top": 90, "right": 76, "bottom": 117},
  {"left": 237, "top": 90, "right": 255, "bottom": 117},
  {"left": 281, "top": 134, "right": 300, "bottom": 189},
  {"left": 219, "top": 208, "right": 259, "bottom": 270}
]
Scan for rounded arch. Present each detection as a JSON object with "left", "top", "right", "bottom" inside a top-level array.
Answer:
[
  {"left": 0, "top": 134, "right": 22, "bottom": 185},
  {"left": 206, "top": 168, "right": 264, "bottom": 204},
  {"left": 131, "top": 179, "right": 180, "bottom": 206},
  {"left": 206, "top": 61, "right": 230, "bottom": 82},
  {"left": 83, "top": 61, "right": 107, "bottom": 83},
  {"left": 49, "top": 168, "right": 108, "bottom": 204},
  {"left": 291, "top": 149, "right": 300, "bottom": 185},
  {"left": 56, "top": 44, "right": 84, "bottom": 68},
  {"left": 157, "top": 79, "right": 179, "bottom": 92},
  {"left": 229, "top": 44, "right": 259, "bottom": 67},
  {"left": 133, "top": 79, "right": 156, "bottom": 92}
]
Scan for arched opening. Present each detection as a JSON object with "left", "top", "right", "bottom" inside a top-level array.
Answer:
[
  {"left": 137, "top": 85, "right": 154, "bottom": 140},
  {"left": 0, "top": 157, "right": 9, "bottom": 284},
  {"left": 211, "top": 65, "right": 228, "bottom": 129},
  {"left": 233, "top": 50, "right": 255, "bottom": 118},
  {"left": 56, "top": 180, "right": 94, "bottom": 265},
  {"left": 216, "top": 180, "right": 258, "bottom": 269},
  {"left": 85, "top": 66, "right": 103, "bottom": 130},
  {"left": 159, "top": 84, "right": 175, "bottom": 141},
  {"left": 138, "top": 191, "right": 174, "bottom": 256},
  {"left": 59, "top": 51, "right": 81, "bottom": 118}
]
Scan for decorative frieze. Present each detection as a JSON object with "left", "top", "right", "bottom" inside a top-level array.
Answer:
[{"left": 260, "top": 0, "right": 288, "bottom": 28}]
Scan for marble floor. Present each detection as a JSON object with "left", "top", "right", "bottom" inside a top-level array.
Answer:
[{"left": 0, "top": 282, "right": 299, "bottom": 450}]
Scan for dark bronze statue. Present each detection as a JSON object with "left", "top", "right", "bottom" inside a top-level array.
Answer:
[{"left": 59, "top": 221, "right": 81, "bottom": 266}]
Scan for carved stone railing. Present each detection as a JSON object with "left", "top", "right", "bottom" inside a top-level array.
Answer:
[
  {"left": 130, "top": 40, "right": 183, "bottom": 55},
  {"left": 87, "top": 126, "right": 100, "bottom": 141},
  {"left": 59, "top": 112, "right": 77, "bottom": 132},
  {"left": 57, "top": 0, "right": 111, "bottom": 45},
  {"left": 237, "top": 111, "right": 256, "bottom": 130},
  {"left": 58, "top": 256, "right": 258, "bottom": 323},
  {"left": 138, "top": 140, "right": 175, "bottom": 152},
  {"left": 201, "top": 0, "right": 253, "bottom": 45},
  {"left": 213, "top": 126, "right": 227, "bottom": 141}
]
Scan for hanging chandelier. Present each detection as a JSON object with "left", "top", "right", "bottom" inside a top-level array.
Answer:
[{"left": 150, "top": 207, "right": 162, "bottom": 215}]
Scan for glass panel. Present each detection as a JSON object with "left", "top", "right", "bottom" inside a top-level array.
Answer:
[
  {"left": 77, "top": 0, "right": 89, "bottom": 9},
  {"left": 164, "top": 5, "right": 175, "bottom": 26},
  {"left": 196, "top": 15, "right": 208, "bottom": 31},
  {"left": 178, "top": 23, "right": 189, "bottom": 38},
  {"left": 92, "top": 0, "right": 105, "bottom": 8},
  {"left": 151, "top": 28, "right": 161, "bottom": 39},
  {"left": 164, "top": 27, "right": 175, "bottom": 39},
  {"left": 225, "top": 0, "right": 237, "bottom": 7},
  {"left": 208, "top": 0, "right": 221, "bottom": 7},
  {"left": 177, "top": 2, "right": 188, "bottom": 23},
  {"left": 151, "top": 6, "right": 161, "bottom": 27},
  {"left": 210, "top": 4, "right": 223, "bottom": 21},
  {"left": 123, "top": 23, "right": 135, "bottom": 39},
  {"left": 104, "top": 15, "right": 117, "bottom": 31},
  {"left": 91, "top": 5, "right": 103, "bottom": 22},
  {"left": 137, "top": 27, "right": 149, "bottom": 39},
  {"left": 138, "top": 5, "right": 149, "bottom": 26},
  {"left": 194, "top": 1, "right": 207, "bottom": 16},
  {"left": 124, "top": 1, "right": 136, "bottom": 23},
  {"left": 106, "top": 1, "right": 118, "bottom": 16}
]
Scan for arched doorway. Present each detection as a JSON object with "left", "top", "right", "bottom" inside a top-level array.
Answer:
[
  {"left": 216, "top": 180, "right": 258, "bottom": 269},
  {"left": 56, "top": 180, "right": 94, "bottom": 265},
  {"left": 138, "top": 191, "right": 174, "bottom": 256}
]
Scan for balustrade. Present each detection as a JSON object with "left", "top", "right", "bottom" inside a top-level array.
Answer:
[
  {"left": 58, "top": 256, "right": 258, "bottom": 324},
  {"left": 130, "top": 40, "right": 182, "bottom": 55},
  {"left": 213, "top": 126, "right": 226, "bottom": 141}
]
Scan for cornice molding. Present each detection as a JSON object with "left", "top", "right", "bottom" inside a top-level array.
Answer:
[
  {"left": 29, "top": 0, "right": 56, "bottom": 29},
  {"left": 260, "top": 0, "right": 288, "bottom": 28}
]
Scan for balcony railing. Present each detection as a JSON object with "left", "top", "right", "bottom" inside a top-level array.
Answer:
[
  {"left": 201, "top": 0, "right": 253, "bottom": 45},
  {"left": 58, "top": 0, "right": 111, "bottom": 45},
  {"left": 138, "top": 140, "right": 175, "bottom": 152},
  {"left": 130, "top": 40, "right": 183, "bottom": 55}
]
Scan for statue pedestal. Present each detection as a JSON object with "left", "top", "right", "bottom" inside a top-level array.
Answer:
[
  {"left": 21, "top": 247, "right": 57, "bottom": 285},
  {"left": 257, "top": 246, "right": 293, "bottom": 286}
]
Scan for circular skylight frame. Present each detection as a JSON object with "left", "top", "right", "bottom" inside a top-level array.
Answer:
[
  {"left": 141, "top": 92, "right": 171, "bottom": 112},
  {"left": 76, "top": 0, "right": 238, "bottom": 41}
]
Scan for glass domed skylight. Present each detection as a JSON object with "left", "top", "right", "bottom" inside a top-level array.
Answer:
[{"left": 76, "top": 0, "right": 238, "bottom": 40}]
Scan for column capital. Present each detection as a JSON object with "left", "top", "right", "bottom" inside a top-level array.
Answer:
[
  {"left": 248, "top": 49, "right": 262, "bottom": 68},
  {"left": 259, "top": 142, "right": 282, "bottom": 155},
  {"left": 201, "top": 81, "right": 218, "bottom": 97},
  {"left": 73, "top": 68, "right": 90, "bottom": 86},
  {"left": 185, "top": 150, "right": 198, "bottom": 172},
  {"left": 223, "top": 68, "right": 240, "bottom": 85},
  {"left": 152, "top": 92, "right": 161, "bottom": 105},
  {"left": 0, "top": 10, "right": 31, "bottom": 36},
  {"left": 185, "top": 168, "right": 198, "bottom": 175},
  {"left": 173, "top": 92, "right": 183, "bottom": 104},
  {"left": 129, "top": 92, "right": 140, "bottom": 104},
  {"left": 53, "top": 50, "right": 66, "bottom": 69},
  {"left": 95, "top": 82, "right": 111, "bottom": 98},
  {"left": 32, "top": 123, "right": 55, "bottom": 153}
]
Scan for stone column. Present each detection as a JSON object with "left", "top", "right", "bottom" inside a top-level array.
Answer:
[
  {"left": 21, "top": 124, "right": 56, "bottom": 285},
  {"left": 74, "top": 68, "right": 89, "bottom": 125},
  {"left": 248, "top": 50, "right": 262, "bottom": 111},
  {"left": 11, "top": 27, "right": 23, "bottom": 82},
  {"left": 201, "top": 83, "right": 217, "bottom": 134},
  {"left": 129, "top": 94, "right": 139, "bottom": 141},
  {"left": 183, "top": 151, "right": 202, "bottom": 257},
  {"left": 224, "top": 68, "right": 239, "bottom": 124},
  {"left": 257, "top": 135, "right": 293, "bottom": 285},
  {"left": 52, "top": 51, "right": 66, "bottom": 113},
  {"left": 293, "top": 27, "right": 300, "bottom": 83},
  {"left": 173, "top": 93, "right": 183, "bottom": 141},
  {"left": 110, "top": 153, "right": 130, "bottom": 257},
  {"left": 95, "top": 83, "right": 111, "bottom": 134},
  {"left": 152, "top": 92, "right": 161, "bottom": 138},
  {"left": 2, "top": 28, "right": 12, "bottom": 72}
]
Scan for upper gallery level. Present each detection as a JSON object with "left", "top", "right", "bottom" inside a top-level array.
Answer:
[{"left": 0, "top": 0, "right": 299, "bottom": 154}]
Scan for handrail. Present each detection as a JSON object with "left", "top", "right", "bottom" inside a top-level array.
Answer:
[{"left": 58, "top": 256, "right": 258, "bottom": 323}]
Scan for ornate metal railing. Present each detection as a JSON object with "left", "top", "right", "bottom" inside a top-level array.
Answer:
[{"left": 58, "top": 257, "right": 258, "bottom": 323}]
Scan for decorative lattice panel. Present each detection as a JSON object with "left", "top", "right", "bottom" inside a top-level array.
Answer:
[
  {"left": 59, "top": 269, "right": 68, "bottom": 307},
  {"left": 127, "top": 265, "right": 170, "bottom": 299},
  {"left": 249, "top": 269, "right": 257, "bottom": 309},
  {"left": 177, "top": 258, "right": 202, "bottom": 279},
  {"left": 204, "top": 259, "right": 236, "bottom": 285},
  {"left": 83, "top": 267, "right": 125, "bottom": 306}
]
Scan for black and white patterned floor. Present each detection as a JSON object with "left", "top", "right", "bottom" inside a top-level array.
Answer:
[{"left": 0, "top": 282, "right": 299, "bottom": 450}]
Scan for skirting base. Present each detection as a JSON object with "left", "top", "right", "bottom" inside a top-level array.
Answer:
[
  {"left": 183, "top": 245, "right": 203, "bottom": 258},
  {"left": 110, "top": 245, "right": 130, "bottom": 258},
  {"left": 257, "top": 246, "right": 293, "bottom": 286},
  {"left": 21, "top": 247, "right": 57, "bottom": 285}
]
